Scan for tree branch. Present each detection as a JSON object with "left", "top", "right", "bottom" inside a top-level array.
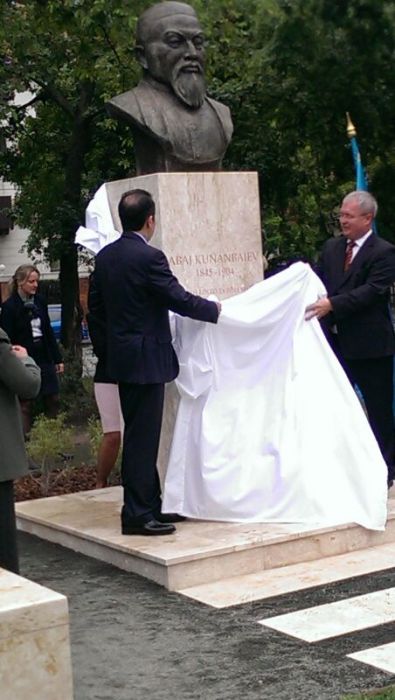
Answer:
[
  {"left": 14, "top": 92, "right": 46, "bottom": 111},
  {"left": 77, "top": 80, "right": 95, "bottom": 117},
  {"left": 99, "top": 24, "right": 126, "bottom": 73},
  {"left": 33, "top": 78, "right": 74, "bottom": 117}
]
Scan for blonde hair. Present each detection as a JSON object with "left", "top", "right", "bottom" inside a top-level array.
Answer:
[{"left": 10, "top": 264, "right": 40, "bottom": 295}]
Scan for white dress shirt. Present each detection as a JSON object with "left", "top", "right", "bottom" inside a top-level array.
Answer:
[{"left": 349, "top": 229, "right": 372, "bottom": 262}]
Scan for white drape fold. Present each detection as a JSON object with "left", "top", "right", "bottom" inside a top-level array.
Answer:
[
  {"left": 163, "top": 263, "right": 387, "bottom": 531},
  {"left": 75, "top": 184, "right": 120, "bottom": 254}
]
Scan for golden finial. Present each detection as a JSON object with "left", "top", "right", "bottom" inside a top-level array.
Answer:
[{"left": 346, "top": 112, "right": 357, "bottom": 138}]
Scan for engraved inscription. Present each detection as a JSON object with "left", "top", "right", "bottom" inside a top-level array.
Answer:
[
  {"left": 169, "top": 251, "right": 259, "bottom": 267},
  {"left": 168, "top": 248, "right": 262, "bottom": 299}
]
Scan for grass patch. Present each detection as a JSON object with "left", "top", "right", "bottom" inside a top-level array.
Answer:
[{"left": 343, "top": 686, "right": 395, "bottom": 699}]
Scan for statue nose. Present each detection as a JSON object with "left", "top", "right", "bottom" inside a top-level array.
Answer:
[{"left": 185, "top": 40, "right": 198, "bottom": 56}]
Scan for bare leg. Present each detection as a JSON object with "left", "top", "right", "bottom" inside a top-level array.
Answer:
[{"left": 96, "top": 431, "right": 121, "bottom": 488}]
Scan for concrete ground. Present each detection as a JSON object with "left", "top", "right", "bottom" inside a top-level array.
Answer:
[{"left": 19, "top": 532, "right": 395, "bottom": 700}]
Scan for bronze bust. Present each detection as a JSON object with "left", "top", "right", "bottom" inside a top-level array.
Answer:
[{"left": 106, "top": 1, "right": 233, "bottom": 174}]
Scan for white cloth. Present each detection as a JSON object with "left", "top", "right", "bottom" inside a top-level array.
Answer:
[
  {"left": 75, "top": 184, "right": 120, "bottom": 254},
  {"left": 163, "top": 263, "right": 387, "bottom": 531}
]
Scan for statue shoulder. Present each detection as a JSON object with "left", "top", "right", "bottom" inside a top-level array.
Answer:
[
  {"left": 206, "top": 97, "right": 233, "bottom": 140},
  {"left": 106, "top": 88, "right": 141, "bottom": 121},
  {"left": 106, "top": 82, "right": 156, "bottom": 125}
]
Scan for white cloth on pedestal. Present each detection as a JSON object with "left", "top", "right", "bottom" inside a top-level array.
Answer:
[
  {"left": 162, "top": 262, "right": 387, "bottom": 531},
  {"left": 75, "top": 184, "right": 120, "bottom": 254}
]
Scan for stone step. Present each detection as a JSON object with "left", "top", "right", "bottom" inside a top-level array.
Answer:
[
  {"left": 15, "top": 487, "right": 395, "bottom": 593},
  {"left": 0, "top": 567, "right": 73, "bottom": 700},
  {"left": 178, "top": 542, "right": 395, "bottom": 608}
]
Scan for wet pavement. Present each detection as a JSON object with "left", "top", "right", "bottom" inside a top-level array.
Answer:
[{"left": 19, "top": 532, "right": 395, "bottom": 700}]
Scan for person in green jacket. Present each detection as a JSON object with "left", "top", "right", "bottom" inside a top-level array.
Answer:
[{"left": 0, "top": 328, "right": 41, "bottom": 573}]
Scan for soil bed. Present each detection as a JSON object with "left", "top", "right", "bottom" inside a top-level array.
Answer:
[{"left": 14, "top": 464, "right": 102, "bottom": 501}]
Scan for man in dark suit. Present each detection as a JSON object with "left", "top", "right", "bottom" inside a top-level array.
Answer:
[
  {"left": 91, "top": 188, "right": 220, "bottom": 535},
  {"left": 306, "top": 190, "right": 395, "bottom": 486}
]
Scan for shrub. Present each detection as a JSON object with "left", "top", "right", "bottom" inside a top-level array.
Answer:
[
  {"left": 27, "top": 413, "right": 73, "bottom": 496},
  {"left": 59, "top": 350, "right": 98, "bottom": 424},
  {"left": 87, "top": 416, "right": 102, "bottom": 462}
]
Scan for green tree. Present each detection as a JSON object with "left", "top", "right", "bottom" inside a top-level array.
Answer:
[
  {"left": 215, "top": 0, "right": 395, "bottom": 261},
  {"left": 1, "top": 0, "right": 395, "bottom": 322},
  {"left": 196, "top": 0, "right": 395, "bottom": 263},
  {"left": 0, "top": 0, "right": 143, "bottom": 350}
]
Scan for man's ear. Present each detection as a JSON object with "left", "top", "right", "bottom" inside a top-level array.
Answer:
[{"left": 135, "top": 45, "right": 148, "bottom": 70}]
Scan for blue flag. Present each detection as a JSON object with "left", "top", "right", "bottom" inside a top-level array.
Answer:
[
  {"left": 349, "top": 136, "right": 368, "bottom": 191},
  {"left": 346, "top": 114, "right": 376, "bottom": 232}
]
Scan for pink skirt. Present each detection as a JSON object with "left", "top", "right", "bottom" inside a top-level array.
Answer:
[{"left": 94, "top": 383, "right": 123, "bottom": 433}]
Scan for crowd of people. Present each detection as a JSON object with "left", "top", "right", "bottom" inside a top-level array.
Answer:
[
  {"left": 1, "top": 187, "right": 395, "bottom": 573},
  {"left": 89, "top": 188, "right": 395, "bottom": 535}
]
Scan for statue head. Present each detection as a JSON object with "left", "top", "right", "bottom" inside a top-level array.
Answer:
[{"left": 136, "top": 1, "right": 206, "bottom": 109}]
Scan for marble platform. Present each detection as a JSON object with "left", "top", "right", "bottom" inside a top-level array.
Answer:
[
  {"left": 259, "top": 587, "right": 395, "bottom": 642},
  {"left": 0, "top": 567, "right": 73, "bottom": 700},
  {"left": 15, "top": 487, "right": 395, "bottom": 606}
]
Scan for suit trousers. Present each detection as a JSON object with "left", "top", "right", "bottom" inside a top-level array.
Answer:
[
  {"left": 329, "top": 334, "right": 395, "bottom": 479},
  {"left": 118, "top": 382, "right": 164, "bottom": 522},
  {"left": 0, "top": 480, "right": 19, "bottom": 574}
]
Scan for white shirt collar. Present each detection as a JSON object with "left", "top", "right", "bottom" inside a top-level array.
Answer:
[
  {"left": 133, "top": 231, "right": 148, "bottom": 244},
  {"left": 354, "top": 229, "right": 372, "bottom": 249}
]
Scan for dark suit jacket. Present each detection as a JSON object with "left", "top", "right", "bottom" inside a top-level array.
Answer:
[
  {"left": 91, "top": 233, "right": 219, "bottom": 384},
  {"left": 0, "top": 293, "right": 62, "bottom": 364},
  {"left": 86, "top": 274, "right": 112, "bottom": 384},
  {"left": 317, "top": 234, "right": 395, "bottom": 358}
]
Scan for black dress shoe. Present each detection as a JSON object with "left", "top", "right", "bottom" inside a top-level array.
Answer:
[
  {"left": 156, "top": 512, "right": 186, "bottom": 523},
  {"left": 121, "top": 518, "right": 176, "bottom": 536}
]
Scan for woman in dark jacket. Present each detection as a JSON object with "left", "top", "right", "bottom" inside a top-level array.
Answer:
[
  {"left": 0, "top": 328, "right": 41, "bottom": 572},
  {"left": 0, "top": 264, "right": 64, "bottom": 434}
]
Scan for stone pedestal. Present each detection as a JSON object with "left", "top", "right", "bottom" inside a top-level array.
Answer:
[
  {"left": 105, "top": 171, "right": 263, "bottom": 297},
  {"left": 105, "top": 172, "right": 263, "bottom": 477},
  {"left": 0, "top": 567, "right": 73, "bottom": 700}
]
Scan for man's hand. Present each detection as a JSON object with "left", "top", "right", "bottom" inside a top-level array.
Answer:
[
  {"left": 56, "top": 363, "right": 65, "bottom": 374},
  {"left": 305, "top": 297, "right": 333, "bottom": 321},
  {"left": 12, "top": 345, "right": 28, "bottom": 359},
  {"left": 216, "top": 302, "right": 222, "bottom": 315}
]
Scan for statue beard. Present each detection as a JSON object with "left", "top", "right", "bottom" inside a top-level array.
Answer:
[{"left": 170, "top": 67, "right": 206, "bottom": 109}]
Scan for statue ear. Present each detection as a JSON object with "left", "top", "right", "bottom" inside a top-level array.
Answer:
[{"left": 135, "top": 45, "right": 148, "bottom": 70}]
